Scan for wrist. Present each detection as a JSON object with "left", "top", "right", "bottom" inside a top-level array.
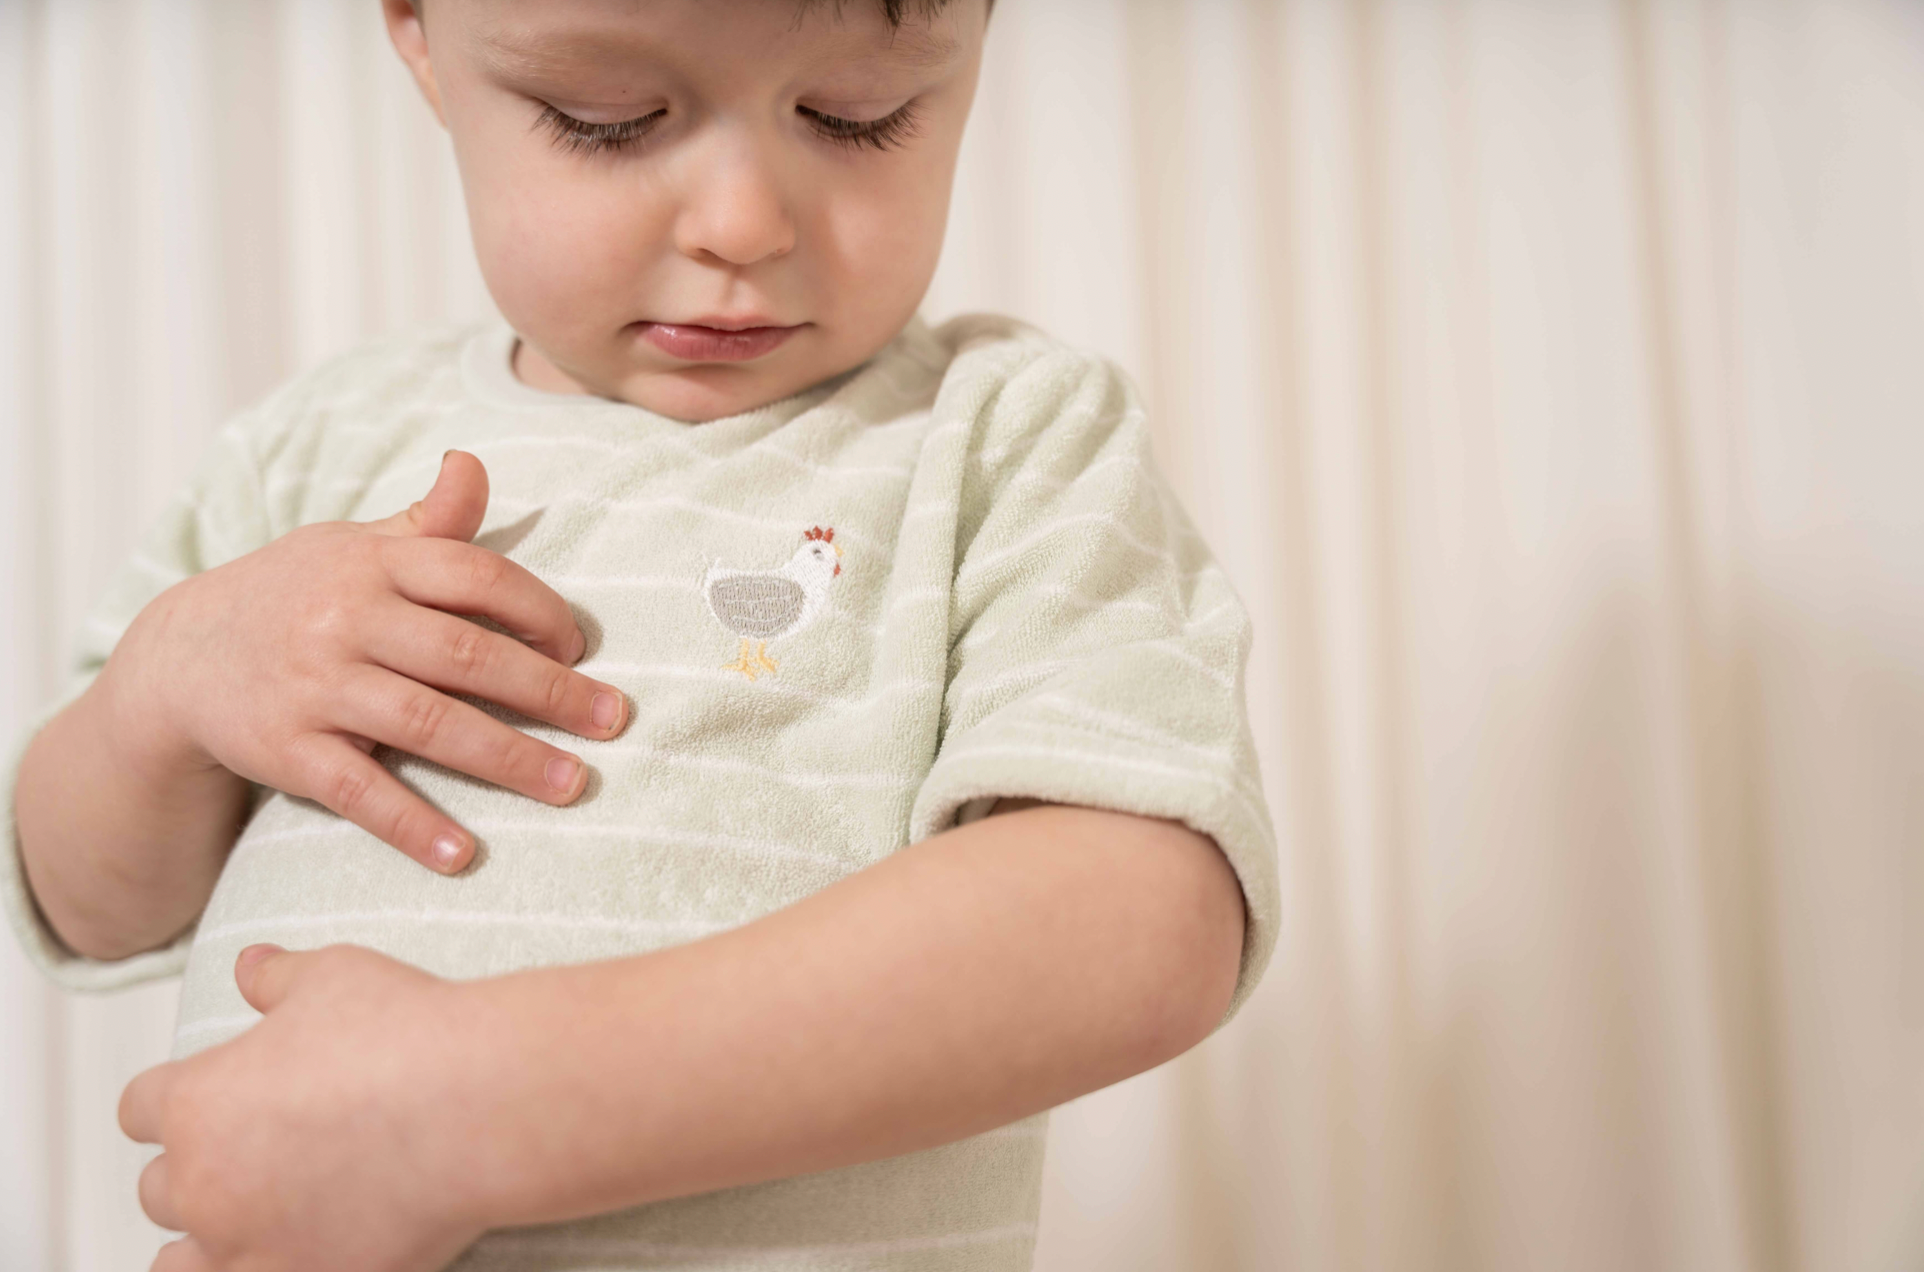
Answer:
[
  {"left": 433, "top": 964, "right": 643, "bottom": 1230},
  {"left": 95, "top": 585, "right": 221, "bottom": 782},
  {"left": 430, "top": 974, "right": 558, "bottom": 1230}
]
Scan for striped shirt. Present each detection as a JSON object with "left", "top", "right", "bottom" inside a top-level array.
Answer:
[{"left": 2, "top": 314, "right": 1278, "bottom": 1270}]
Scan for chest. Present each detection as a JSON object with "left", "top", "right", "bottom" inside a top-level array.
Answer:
[{"left": 322, "top": 417, "right": 972, "bottom": 850}]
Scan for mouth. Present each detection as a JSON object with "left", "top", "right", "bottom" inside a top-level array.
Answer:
[{"left": 631, "top": 319, "right": 804, "bottom": 364}]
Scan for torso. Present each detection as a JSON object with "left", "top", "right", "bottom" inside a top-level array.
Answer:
[{"left": 172, "top": 321, "right": 1048, "bottom": 1271}]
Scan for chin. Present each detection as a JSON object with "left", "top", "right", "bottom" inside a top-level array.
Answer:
[{"left": 616, "top": 365, "right": 797, "bottom": 424}]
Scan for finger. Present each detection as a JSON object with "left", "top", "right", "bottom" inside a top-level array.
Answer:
[
  {"left": 333, "top": 667, "right": 592, "bottom": 807},
  {"left": 364, "top": 449, "right": 489, "bottom": 542},
  {"left": 367, "top": 602, "right": 626, "bottom": 740},
  {"left": 151, "top": 1236, "right": 216, "bottom": 1272},
  {"left": 138, "top": 1153, "right": 187, "bottom": 1232},
  {"left": 289, "top": 733, "right": 476, "bottom": 873},
  {"left": 119, "top": 1062, "right": 179, "bottom": 1144},
  {"left": 377, "top": 537, "right": 587, "bottom": 665},
  {"left": 234, "top": 943, "right": 301, "bottom": 1013}
]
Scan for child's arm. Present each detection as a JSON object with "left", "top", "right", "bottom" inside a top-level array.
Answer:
[
  {"left": 13, "top": 680, "right": 254, "bottom": 965},
  {"left": 119, "top": 802, "right": 1245, "bottom": 1270},
  {"left": 14, "top": 453, "right": 627, "bottom": 961}
]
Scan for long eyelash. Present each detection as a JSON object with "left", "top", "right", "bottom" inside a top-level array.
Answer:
[
  {"left": 536, "top": 104, "right": 665, "bottom": 155},
  {"left": 798, "top": 102, "right": 922, "bottom": 153}
]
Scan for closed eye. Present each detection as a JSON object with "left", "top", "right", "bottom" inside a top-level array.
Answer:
[
  {"left": 536, "top": 104, "right": 666, "bottom": 155},
  {"left": 797, "top": 102, "right": 922, "bottom": 152}
]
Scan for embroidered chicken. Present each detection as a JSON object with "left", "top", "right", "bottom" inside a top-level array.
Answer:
[{"left": 705, "top": 527, "right": 844, "bottom": 680}]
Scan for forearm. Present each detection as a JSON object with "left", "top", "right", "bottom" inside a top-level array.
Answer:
[
  {"left": 456, "top": 804, "right": 1246, "bottom": 1228},
  {"left": 16, "top": 658, "right": 248, "bottom": 961}
]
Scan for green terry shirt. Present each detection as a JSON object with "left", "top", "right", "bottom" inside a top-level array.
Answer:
[{"left": 2, "top": 315, "right": 1278, "bottom": 1271}]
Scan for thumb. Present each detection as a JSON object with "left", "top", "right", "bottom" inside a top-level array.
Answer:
[
  {"left": 368, "top": 449, "right": 489, "bottom": 541},
  {"left": 234, "top": 944, "right": 301, "bottom": 1014}
]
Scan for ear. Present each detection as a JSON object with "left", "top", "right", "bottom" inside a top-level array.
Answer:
[{"left": 382, "top": 0, "right": 448, "bottom": 128}]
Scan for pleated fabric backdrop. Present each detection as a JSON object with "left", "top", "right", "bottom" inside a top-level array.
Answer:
[{"left": 4, "top": 1, "right": 1923, "bottom": 1269}]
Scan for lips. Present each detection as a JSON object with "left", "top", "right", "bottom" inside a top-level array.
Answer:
[{"left": 635, "top": 321, "right": 801, "bottom": 363}]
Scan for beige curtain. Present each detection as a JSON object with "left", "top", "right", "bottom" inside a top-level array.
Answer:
[{"left": 4, "top": 1, "right": 1922, "bottom": 1269}]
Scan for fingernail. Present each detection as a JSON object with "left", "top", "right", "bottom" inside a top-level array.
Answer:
[
  {"left": 545, "top": 756, "right": 582, "bottom": 794},
  {"left": 569, "top": 629, "right": 588, "bottom": 664},
  {"left": 591, "top": 692, "right": 620, "bottom": 732},
  {"left": 431, "top": 833, "right": 466, "bottom": 869},
  {"left": 237, "top": 943, "right": 281, "bottom": 971}
]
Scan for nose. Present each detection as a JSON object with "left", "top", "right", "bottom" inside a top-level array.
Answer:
[{"left": 673, "top": 131, "right": 797, "bottom": 268}]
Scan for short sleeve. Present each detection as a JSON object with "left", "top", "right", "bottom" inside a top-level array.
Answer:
[
  {"left": 908, "top": 349, "right": 1279, "bottom": 1024},
  {"left": 1, "top": 415, "right": 273, "bottom": 991}
]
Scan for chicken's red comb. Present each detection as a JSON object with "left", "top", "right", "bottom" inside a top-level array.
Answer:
[{"left": 804, "top": 526, "right": 835, "bottom": 543}]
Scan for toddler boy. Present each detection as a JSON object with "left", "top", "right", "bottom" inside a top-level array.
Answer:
[{"left": 2, "top": 1, "right": 1278, "bottom": 1269}]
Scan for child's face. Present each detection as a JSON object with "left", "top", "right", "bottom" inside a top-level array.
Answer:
[{"left": 385, "top": 0, "right": 986, "bottom": 422}]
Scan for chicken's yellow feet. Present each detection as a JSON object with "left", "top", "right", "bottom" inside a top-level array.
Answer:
[
  {"left": 755, "top": 642, "right": 779, "bottom": 674},
  {"left": 724, "top": 638, "right": 763, "bottom": 681}
]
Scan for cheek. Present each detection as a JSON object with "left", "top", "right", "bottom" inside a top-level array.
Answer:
[
  {"left": 811, "top": 165, "right": 951, "bottom": 330},
  {"left": 449, "top": 124, "right": 671, "bottom": 333},
  {"left": 490, "top": 177, "right": 666, "bottom": 323}
]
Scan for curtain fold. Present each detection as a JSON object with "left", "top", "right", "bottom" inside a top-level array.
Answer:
[{"left": 3, "top": 2, "right": 1920, "bottom": 1269}]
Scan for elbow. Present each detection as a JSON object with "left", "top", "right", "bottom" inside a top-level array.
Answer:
[
  {"left": 1120, "top": 820, "right": 1247, "bottom": 1066},
  {"left": 49, "top": 918, "right": 162, "bottom": 964},
  {"left": 31, "top": 890, "right": 171, "bottom": 963}
]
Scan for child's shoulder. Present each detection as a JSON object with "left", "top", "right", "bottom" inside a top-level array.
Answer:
[
  {"left": 911, "top": 313, "right": 1150, "bottom": 474},
  {"left": 233, "top": 324, "right": 483, "bottom": 459},
  {"left": 267, "top": 323, "right": 477, "bottom": 407},
  {"left": 924, "top": 313, "right": 1139, "bottom": 407}
]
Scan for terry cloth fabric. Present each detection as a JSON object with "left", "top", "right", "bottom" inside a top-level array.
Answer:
[{"left": 1, "top": 314, "right": 1278, "bottom": 1271}]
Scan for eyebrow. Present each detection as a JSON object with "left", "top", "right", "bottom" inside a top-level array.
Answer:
[
  {"left": 870, "top": 27, "right": 960, "bottom": 71},
  {"left": 469, "top": 20, "right": 962, "bottom": 82},
  {"left": 469, "top": 26, "right": 633, "bottom": 80},
  {"left": 778, "top": 0, "right": 963, "bottom": 68}
]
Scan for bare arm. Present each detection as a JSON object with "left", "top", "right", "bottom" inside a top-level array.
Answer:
[
  {"left": 15, "top": 662, "right": 252, "bottom": 961},
  {"left": 14, "top": 453, "right": 627, "bottom": 963},
  {"left": 120, "top": 804, "right": 1248, "bottom": 1266},
  {"left": 463, "top": 802, "right": 1247, "bottom": 1223}
]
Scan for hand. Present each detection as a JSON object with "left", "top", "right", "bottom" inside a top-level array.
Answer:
[
  {"left": 102, "top": 450, "right": 627, "bottom": 873},
  {"left": 121, "top": 945, "right": 489, "bottom": 1272}
]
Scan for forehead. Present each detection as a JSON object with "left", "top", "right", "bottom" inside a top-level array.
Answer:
[{"left": 453, "top": 0, "right": 966, "bottom": 83}]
